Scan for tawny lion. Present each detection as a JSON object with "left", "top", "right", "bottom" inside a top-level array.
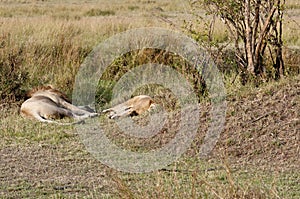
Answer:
[
  {"left": 20, "top": 85, "right": 98, "bottom": 125},
  {"left": 102, "top": 95, "right": 155, "bottom": 119}
]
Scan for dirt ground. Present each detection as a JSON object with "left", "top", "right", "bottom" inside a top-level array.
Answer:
[{"left": 215, "top": 76, "right": 299, "bottom": 171}]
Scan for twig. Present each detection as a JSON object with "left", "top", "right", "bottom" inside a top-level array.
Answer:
[
  {"left": 154, "top": 13, "right": 181, "bottom": 30},
  {"left": 160, "top": 166, "right": 225, "bottom": 173},
  {"left": 249, "top": 110, "right": 276, "bottom": 123}
]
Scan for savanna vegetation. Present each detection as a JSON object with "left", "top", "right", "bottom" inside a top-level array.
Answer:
[{"left": 0, "top": 0, "right": 299, "bottom": 198}]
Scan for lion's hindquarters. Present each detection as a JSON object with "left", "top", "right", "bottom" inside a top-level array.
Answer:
[
  {"left": 21, "top": 96, "right": 97, "bottom": 121},
  {"left": 21, "top": 97, "right": 72, "bottom": 120},
  {"left": 21, "top": 86, "right": 100, "bottom": 124}
]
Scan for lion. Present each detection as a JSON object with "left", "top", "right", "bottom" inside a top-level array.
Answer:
[
  {"left": 20, "top": 85, "right": 98, "bottom": 125},
  {"left": 102, "top": 95, "right": 155, "bottom": 119}
]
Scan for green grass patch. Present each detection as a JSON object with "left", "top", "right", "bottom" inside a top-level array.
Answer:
[{"left": 84, "top": 8, "right": 115, "bottom": 17}]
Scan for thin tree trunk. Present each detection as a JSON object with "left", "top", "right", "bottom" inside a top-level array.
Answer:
[
  {"left": 245, "top": 0, "right": 255, "bottom": 74},
  {"left": 252, "top": 0, "right": 261, "bottom": 54},
  {"left": 254, "top": 5, "right": 277, "bottom": 74},
  {"left": 274, "top": 0, "right": 285, "bottom": 79}
]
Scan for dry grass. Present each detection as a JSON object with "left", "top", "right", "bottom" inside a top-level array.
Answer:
[
  {"left": 1, "top": 75, "right": 299, "bottom": 198},
  {"left": 0, "top": 0, "right": 299, "bottom": 198},
  {"left": 0, "top": 0, "right": 299, "bottom": 97}
]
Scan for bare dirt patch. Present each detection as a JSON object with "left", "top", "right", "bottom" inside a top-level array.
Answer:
[
  {"left": 215, "top": 75, "right": 299, "bottom": 171},
  {"left": 0, "top": 144, "right": 119, "bottom": 198}
]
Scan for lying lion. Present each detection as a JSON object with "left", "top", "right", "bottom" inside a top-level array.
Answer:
[
  {"left": 20, "top": 85, "right": 98, "bottom": 125},
  {"left": 103, "top": 95, "right": 155, "bottom": 119}
]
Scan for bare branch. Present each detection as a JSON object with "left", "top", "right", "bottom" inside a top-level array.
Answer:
[{"left": 254, "top": 5, "right": 277, "bottom": 63}]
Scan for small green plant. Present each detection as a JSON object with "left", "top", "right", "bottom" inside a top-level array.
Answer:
[
  {"left": 84, "top": 9, "right": 115, "bottom": 17},
  {"left": 128, "top": 6, "right": 140, "bottom": 11},
  {"left": 95, "top": 80, "right": 115, "bottom": 109}
]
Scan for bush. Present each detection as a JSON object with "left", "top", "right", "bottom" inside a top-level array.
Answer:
[
  {"left": 0, "top": 45, "right": 28, "bottom": 104},
  {"left": 96, "top": 48, "right": 207, "bottom": 109}
]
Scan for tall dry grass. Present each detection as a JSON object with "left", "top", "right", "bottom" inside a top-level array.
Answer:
[
  {"left": 0, "top": 0, "right": 299, "bottom": 103},
  {"left": 0, "top": 1, "right": 171, "bottom": 102}
]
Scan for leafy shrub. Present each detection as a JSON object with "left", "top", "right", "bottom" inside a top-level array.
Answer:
[
  {"left": 96, "top": 48, "right": 207, "bottom": 109},
  {"left": 0, "top": 45, "right": 28, "bottom": 104},
  {"left": 95, "top": 80, "right": 115, "bottom": 110}
]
